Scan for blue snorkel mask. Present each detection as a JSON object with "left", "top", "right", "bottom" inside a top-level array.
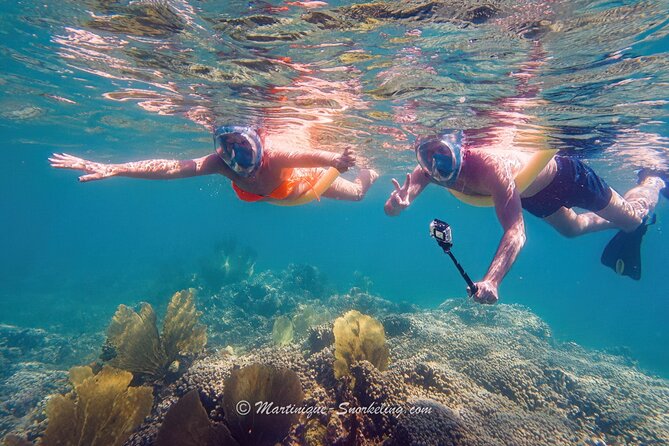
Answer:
[
  {"left": 214, "top": 126, "right": 263, "bottom": 177},
  {"left": 415, "top": 130, "right": 464, "bottom": 187}
]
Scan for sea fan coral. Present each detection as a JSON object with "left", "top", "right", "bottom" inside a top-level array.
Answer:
[
  {"left": 42, "top": 366, "right": 152, "bottom": 446},
  {"left": 106, "top": 289, "right": 206, "bottom": 380},
  {"left": 223, "top": 364, "right": 304, "bottom": 446},
  {"left": 333, "top": 310, "right": 389, "bottom": 379},
  {"left": 162, "top": 289, "right": 207, "bottom": 361},
  {"left": 272, "top": 316, "right": 294, "bottom": 346},
  {"left": 155, "top": 390, "right": 237, "bottom": 446},
  {"left": 106, "top": 303, "right": 168, "bottom": 378}
]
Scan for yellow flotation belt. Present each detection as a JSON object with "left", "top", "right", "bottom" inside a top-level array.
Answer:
[
  {"left": 269, "top": 167, "right": 340, "bottom": 206},
  {"left": 448, "top": 149, "right": 558, "bottom": 207}
]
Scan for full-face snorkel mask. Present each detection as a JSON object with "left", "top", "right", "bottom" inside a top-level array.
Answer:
[
  {"left": 415, "top": 130, "right": 464, "bottom": 187},
  {"left": 214, "top": 126, "right": 263, "bottom": 177}
]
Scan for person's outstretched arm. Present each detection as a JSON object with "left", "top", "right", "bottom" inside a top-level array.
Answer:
[
  {"left": 267, "top": 147, "right": 355, "bottom": 172},
  {"left": 50, "top": 153, "right": 226, "bottom": 182},
  {"left": 384, "top": 165, "right": 431, "bottom": 216},
  {"left": 472, "top": 174, "right": 526, "bottom": 304}
]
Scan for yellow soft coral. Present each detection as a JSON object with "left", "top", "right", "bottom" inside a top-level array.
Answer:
[
  {"left": 42, "top": 365, "right": 153, "bottom": 446},
  {"left": 272, "top": 316, "right": 294, "bottom": 346},
  {"left": 107, "top": 303, "right": 168, "bottom": 378},
  {"left": 106, "top": 289, "right": 206, "bottom": 379},
  {"left": 224, "top": 364, "right": 304, "bottom": 446},
  {"left": 162, "top": 289, "right": 207, "bottom": 360},
  {"left": 333, "top": 310, "right": 389, "bottom": 379}
]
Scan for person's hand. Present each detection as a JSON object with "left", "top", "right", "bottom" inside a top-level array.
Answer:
[
  {"left": 384, "top": 174, "right": 411, "bottom": 216},
  {"left": 334, "top": 147, "right": 356, "bottom": 173},
  {"left": 49, "top": 153, "right": 116, "bottom": 182},
  {"left": 470, "top": 280, "right": 499, "bottom": 304}
]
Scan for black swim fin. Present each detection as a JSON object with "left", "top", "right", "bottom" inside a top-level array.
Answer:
[{"left": 601, "top": 215, "right": 656, "bottom": 280}]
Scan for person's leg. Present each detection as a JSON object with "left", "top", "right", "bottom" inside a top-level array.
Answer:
[
  {"left": 322, "top": 169, "right": 379, "bottom": 201},
  {"left": 595, "top": 176, "right": 665, "bottom": 232},
  {"left": 546, "top": 176, "right": 664, "bottom": 236},
  {"left": 544, "top": 207, "right": 615, "bottom": 238}
]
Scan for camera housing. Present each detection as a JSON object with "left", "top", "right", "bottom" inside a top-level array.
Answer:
[{"left": 430, "top": 218, "right": 453, "bottom": 251}]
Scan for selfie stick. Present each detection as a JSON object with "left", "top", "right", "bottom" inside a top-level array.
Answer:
[{"left": 431, "top": 219, "right": 478, "bottom": 296}]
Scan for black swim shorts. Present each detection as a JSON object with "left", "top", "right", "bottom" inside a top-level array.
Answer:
[{"left": 521, "top": 156, "right": 613, "bottom": 218}]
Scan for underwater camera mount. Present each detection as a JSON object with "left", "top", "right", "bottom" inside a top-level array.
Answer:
[{"left": 429, "top": 219, "right": 478, "bottom": 296}]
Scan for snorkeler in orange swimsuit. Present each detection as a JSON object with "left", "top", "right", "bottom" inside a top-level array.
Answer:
[{"left": 49, "top": 125, "right": 378, "bottom": 204}]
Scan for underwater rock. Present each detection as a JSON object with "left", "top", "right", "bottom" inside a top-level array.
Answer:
[
  {"left": 0, "top": 326, "right": 101, "bottom": 440},
  {"left": 281, "top": 264, "right": 331, "bottom": 299},
  {"left": 0, "top": 364, "right": 68, "bottom": 441},
  {"left": 329, "top": 288, "right": 418, "bottom": 318},
  {"left": 306, "top": 324, "right": 334, "bottom": 354},
  {"left": 43, "top": 366, "right": 153, "bottom": 446},
  {"left": 197, "top": 240, "right": 257, "bottom": 292},
  {"left": 381, "top": 314, "right": 413, "bottom": 337},
  {"left": 0, "top": 325, "right": 97, "bottom": 374},
  {"left": 386, "top": 398, "right": 464, "bottom": 446},
  {"left": 333, "top": 310, "right": 389, "bottom": 379}
]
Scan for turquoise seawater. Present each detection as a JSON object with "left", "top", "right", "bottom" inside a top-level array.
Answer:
[{"left": 1, "top": 0, "right": 668, "bottom": 386}]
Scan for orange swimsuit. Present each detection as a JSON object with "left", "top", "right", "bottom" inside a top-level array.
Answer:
[{"left": 232, "top": 168, "right": 324, "bottom": 202}]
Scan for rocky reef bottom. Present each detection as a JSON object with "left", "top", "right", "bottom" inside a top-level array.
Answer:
[
  {"left": 2, "top": 262, "right": 669, "bottom": 445},
  {"left": 123, "top": 300, "right": 668, "bottom": 446}
]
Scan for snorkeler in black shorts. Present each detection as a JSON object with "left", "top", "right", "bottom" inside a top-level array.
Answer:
[
  {"left": 520, "top": 156, "right": 614, "bottom": 218},
  {"left": 383, "top": 41, "right": 667, "bottom": 304}
]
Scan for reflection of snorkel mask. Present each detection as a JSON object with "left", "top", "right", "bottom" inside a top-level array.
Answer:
[
  {"left": 214, "top": 126, "right": 263, "bottom": 177},
  {"left": 415, "top": 130, "right": 464, "bottom": 187}
]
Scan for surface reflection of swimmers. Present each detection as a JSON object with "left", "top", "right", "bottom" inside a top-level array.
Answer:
[
  {"left": 50, "top": 127, "right": 378, "bottom": 203},
  {"left": 385, "top": 43, "right": 667, "bottom": 304}
]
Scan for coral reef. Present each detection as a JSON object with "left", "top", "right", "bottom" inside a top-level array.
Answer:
[
  {"left": 4, "top": 264, "right": 669, "bottom": 446},
  {"left": 124, "top": 301, "right": 669, "bottom": 446},
  {"left": 43, "top": 366, "right": 152, "bottom": 446},
  {"left": 199, "top": 265, "right": 413, "bottom": 348},
  {"left": 105, "top": 289, "right": 206, "bottom": 380},
  {"left": 0, "top": 326, "right": 100, "bottom": 440},
  {"left": 333, "top": 310, "right": 390, "bottom": 380}
]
